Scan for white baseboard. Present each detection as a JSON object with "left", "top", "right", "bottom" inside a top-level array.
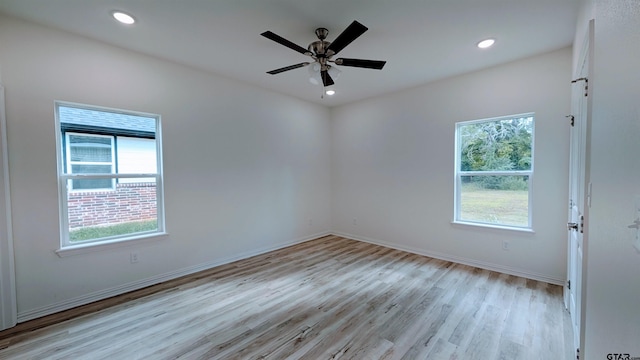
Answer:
[
  {"left": 17, "top": 229, "right": 562, "bottom": 322},
  {"left": 17, "top": 231, "right": 331, "bottom": 322},
  {"left": 331, "top": 231, "right": 565, "bottom": 286}
]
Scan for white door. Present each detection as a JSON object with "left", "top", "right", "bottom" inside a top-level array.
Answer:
[
  {"left": 0, "top": 83, "right": 17, "bottom": 331},
  {"left": 565, "top": 21, "right": 592, "bottom": 357}
]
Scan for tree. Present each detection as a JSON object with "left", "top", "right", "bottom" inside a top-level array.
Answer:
[{"left": 459, "top": 117, "right": 532, "bottom": 190}]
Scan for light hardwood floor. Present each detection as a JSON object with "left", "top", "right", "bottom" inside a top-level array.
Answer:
[{"left": 0, "top": 235, "right": 574, "bottom": 359}]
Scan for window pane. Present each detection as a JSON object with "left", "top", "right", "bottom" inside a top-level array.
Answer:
[
  {"left": 459, "top": 116, "right": 533, "bottom": 172},
  {"left": 70, "top": 164, "right": 112, "bottom": 174},
  {"left": 71, "top": 178, "right": 114, "bottom": 191},
  {"left": 460, "top": 175, "right": 529, "bottom": 227},
  {"left": 69, "top": 134, "right": 112, "bottom": 146},
  {"left": 70, "top": 165, "right": 113, "bottom": 190},
  {"left": 70, "top": 146, "right": 112, "bottom": 162},
  {"left": 69, "top": 135, "right": 113, "bottom": 162},
  {"left": 67, "top": 177, "right": 158, "bottom": 242}
]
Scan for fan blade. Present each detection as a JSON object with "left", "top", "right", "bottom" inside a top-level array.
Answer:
[
  {"left": 335, "top": 58, "right": 386, "bottom": 70},
  {"left": 321, "top": 70, "right": 335, "bottom": 86},
  {"left": 326, "top": 21, "right": 368, "bottom": 56},
  {"left": 266, "top": 62, "right": 310, "bottom": 75},
  {"left": 261, "top": 31, "right": 312, "bottom": 56}
]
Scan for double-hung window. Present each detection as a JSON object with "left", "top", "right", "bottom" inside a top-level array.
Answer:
[
  {"left": 454, "top": 113, "right": 534, "bottom": 229},
  {"left": 55, "top": 102, "right": 165, "bottom": 252}
]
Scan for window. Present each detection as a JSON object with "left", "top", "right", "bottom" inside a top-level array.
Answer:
[
  {"left": 56, "top": 102, "right": 165, "bottom": 250},
  {"left": 454, "top": 113, "right": 534, "bottom": 229}
]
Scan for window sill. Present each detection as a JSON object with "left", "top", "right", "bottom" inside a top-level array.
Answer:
[
  {"left": 56, "top": 232, "right": 168, "bottom": 257},
  {"left": 451, "top": 221, "right": 534, "bottom": 234}
]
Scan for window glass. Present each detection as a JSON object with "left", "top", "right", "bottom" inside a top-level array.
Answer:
[
  {"left": 455, "top": 114, "right": 534, "bottom": 229},
  {"left": 56, "top": 103, "right": 164, "bottom": 247},
  {"left": 459, "top": 175, "right": 529, "bottom": 227}
]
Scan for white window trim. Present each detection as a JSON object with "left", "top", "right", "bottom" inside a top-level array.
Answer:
[
  {"left": 55, "top": 231, "right": 168, "bottom": 257},
  {"left": 453, "top": 113, "right": 535, "bottom": 231},
  {"left": 55, "top": 101, "right": 166, "bottom": 255}
]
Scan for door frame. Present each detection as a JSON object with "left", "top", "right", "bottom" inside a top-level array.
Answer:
[
  {"left": 564, "top": 19, "right": 594, "bottom": 357},
  {"left": 0, "top": 83, "right": 17, "bottom": 331}
]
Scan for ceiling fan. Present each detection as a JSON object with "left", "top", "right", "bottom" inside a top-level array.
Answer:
[{"left": 261, "top": 20, "right": 386, "bottom": 87}]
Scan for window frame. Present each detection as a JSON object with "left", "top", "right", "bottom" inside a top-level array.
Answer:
[
  {"left": 65, "top": 132, "right": 116, "bottom": 191},
  {"left": 453, "top": 113, "right": 535, "bottom": 231},
  {"left": 55, "top": 101, "right": 166, "bottom": 255}
]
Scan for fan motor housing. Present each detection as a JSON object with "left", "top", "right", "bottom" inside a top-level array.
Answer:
[{"left": 308, "top": 40, "right": 331, "bottom": 57}]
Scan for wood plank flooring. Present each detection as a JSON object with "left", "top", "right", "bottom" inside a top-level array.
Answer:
[{"left": 0, "top": 235, "right": 574, "bottom": 359}]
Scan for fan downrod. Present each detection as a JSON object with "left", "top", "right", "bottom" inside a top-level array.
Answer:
[{"left": 308, "top": 28, "right": 331, "bottom": 57}]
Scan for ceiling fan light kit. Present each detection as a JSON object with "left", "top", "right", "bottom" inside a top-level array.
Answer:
[{"left": 261, "top": 20, "right": 386, "bottom": 95}]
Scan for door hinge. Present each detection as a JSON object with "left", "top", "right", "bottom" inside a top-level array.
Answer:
[
  {"left": 570, "top": 216, "right": 585, "bottom": 233},
  {"left": 571, "top": 77, "right": 589, "bottom": 97},
  {"left": 567, "top": 279, "right": 571, "bottom": 290},
  {"left": 566, "top": 115, "right": 575, "bottom": 127}
]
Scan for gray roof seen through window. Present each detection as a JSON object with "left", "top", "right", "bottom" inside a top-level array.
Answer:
[{"left": 59, "top": 105, "right": 156, "bottom": 133}]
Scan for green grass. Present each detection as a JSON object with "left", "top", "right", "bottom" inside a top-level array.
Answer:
[
  {"left": 460, "top": 183, "right": 528, "bottom": 226},
  {"left": 70, "top": 219, "right": 158, "bottom": 242}
]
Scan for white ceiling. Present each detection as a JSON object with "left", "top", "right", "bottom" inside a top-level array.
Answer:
[{"left": 0, "top": 0, "right": 580, "bottom": 107}]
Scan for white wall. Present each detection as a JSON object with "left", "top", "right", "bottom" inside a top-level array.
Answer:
[
  {"left": 331, "top": 48, "right": 572, "bottom": 283},
  {"left": 0, "top": 14, "right": 331, "bottom": 319},
  {"left": 576, "top": 0, "right": 640, "bottom": 357},
  {"left": 0, "top": 10, "right": 581, "bottom": 328}
]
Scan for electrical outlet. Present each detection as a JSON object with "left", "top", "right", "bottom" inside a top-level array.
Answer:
[
  {"left": 308, "top": 218, "right": 313, "bottom": 226},
  {"left": 502, "top": 240, "right": 509, "bottom": 251},
  {"left": 353, "top": 218, "right": 357, "bottom": 226},
  {"left": 130, "top": 252, "right": 139, "bottom": 263}
]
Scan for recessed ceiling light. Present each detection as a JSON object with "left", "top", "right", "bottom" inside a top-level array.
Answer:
[
  {"left": 325, "top": 90, "right": 336, "bottom": 96},
  {"left": 112, "top": 11, "right": 135, "bottom": 25},
  {"left": 477, "top": 38, "right": 495, "bottom": 49}
]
